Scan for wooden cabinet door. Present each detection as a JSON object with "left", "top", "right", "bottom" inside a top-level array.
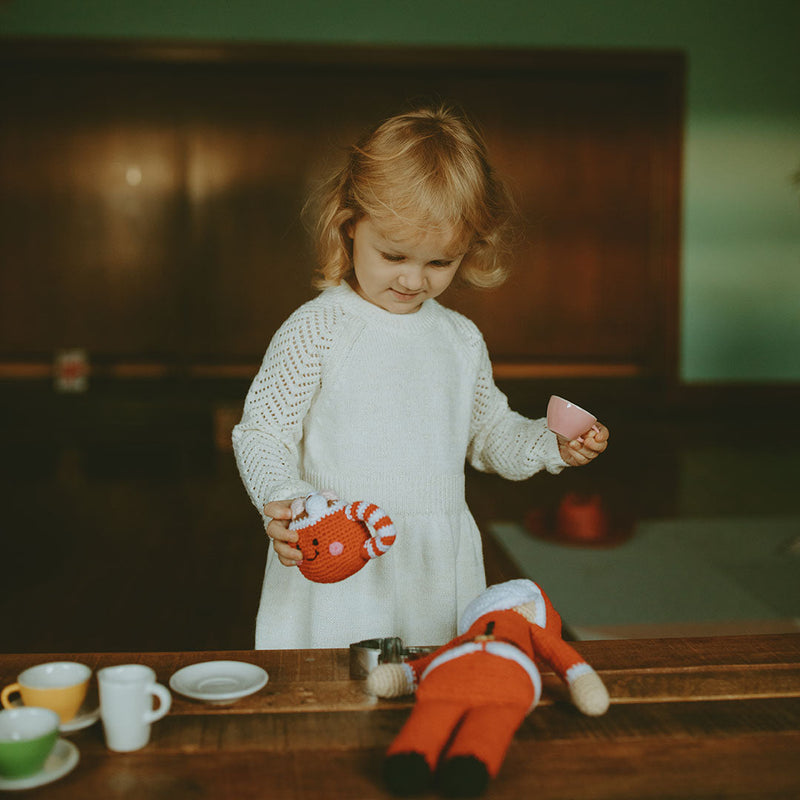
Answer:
[{"left": 0, "top": 44, "right": 682, "bottom": 383}]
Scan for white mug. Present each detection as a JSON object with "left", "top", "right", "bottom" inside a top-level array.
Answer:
[{"left": 98, "top": 665, "right": 172, "bottom": 752}]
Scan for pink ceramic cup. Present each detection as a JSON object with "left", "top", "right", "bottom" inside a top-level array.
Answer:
[{"left": 546, "top": 395, "right": 598, "bottom": 441}]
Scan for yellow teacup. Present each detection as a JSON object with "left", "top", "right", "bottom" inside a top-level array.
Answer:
[{"left": 1, "top": 662, "right": 91, "bottom": 724}]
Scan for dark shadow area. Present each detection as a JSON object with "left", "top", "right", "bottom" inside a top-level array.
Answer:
[{"left": 2, "top": 379, "right": 798, "bottom": 652}]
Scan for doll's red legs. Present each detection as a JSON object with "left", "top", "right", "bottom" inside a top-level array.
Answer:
[
  {"left": 383, "top": 655, "right": 535, "bottom": 797},
  {"left": 384, "top": 701, "right": 529, "bottom": 797},
  {"left": 438, "top": 703, "right": 528, "bottom": 796},
  {"left": 384, "top": 699, "right": 464, "bottom": 795}
]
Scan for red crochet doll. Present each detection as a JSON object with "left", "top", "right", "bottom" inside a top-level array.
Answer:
[
  {"left": 366, "top": 579, "right": 610, "bottom": 797},
  {"left": 289, "top": 491, "right": 396, "bottom": 583}
]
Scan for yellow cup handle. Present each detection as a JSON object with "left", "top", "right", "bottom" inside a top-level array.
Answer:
[{"left": 1, "top": 683, "right": 21, "bottom": 709}]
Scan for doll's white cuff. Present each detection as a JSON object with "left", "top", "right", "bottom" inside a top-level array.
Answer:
[{"left": 566, "top": 662, "right": 594, "bottom": 684}]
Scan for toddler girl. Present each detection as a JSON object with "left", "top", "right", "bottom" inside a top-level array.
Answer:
[{"left": 232, "top": 106, "right": 609, "bottom": 649}]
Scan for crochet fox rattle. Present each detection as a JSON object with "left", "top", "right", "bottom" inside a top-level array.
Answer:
[
  {"left": 289, "top": 491, "right": 396, "bottom": 583},
  {"left": 366, "top": 579, "right": 610, "bottom": 798}
]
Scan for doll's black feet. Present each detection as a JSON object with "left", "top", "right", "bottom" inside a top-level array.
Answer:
[
  {"left": 437, "top": 755, "right": 490, "bottom": 797},
  {"left": 384, "top": 751, "right": 432, "bottom": 796}
]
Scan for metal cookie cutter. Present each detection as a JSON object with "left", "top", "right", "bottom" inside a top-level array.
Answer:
[{"left": 349, "top": 637, "right": 437, "bottom": 679}]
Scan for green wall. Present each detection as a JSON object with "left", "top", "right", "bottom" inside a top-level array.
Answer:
[{"left": 2, "top": 0, "right": 799, "bottom": 383}]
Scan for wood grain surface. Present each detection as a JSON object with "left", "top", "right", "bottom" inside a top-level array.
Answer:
[{"left": 1, "top": 635, "right": 798, "bottom": 798}]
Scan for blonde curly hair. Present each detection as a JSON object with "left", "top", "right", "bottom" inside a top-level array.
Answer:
[{"left": 307, "top": 105, "right": 516, "bottom": 290}]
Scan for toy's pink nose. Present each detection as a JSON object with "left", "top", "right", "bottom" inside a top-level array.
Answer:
[{"left": 329, "top": 541, "right": 344, "bottom": 556}]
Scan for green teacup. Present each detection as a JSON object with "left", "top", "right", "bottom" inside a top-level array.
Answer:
[{"left": 0, "top": 707, "right": 60, "bottom": 779}]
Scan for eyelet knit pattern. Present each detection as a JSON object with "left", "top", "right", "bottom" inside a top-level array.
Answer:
[{"left": 232, "top": 283, "right": 567, "bottom": 649}]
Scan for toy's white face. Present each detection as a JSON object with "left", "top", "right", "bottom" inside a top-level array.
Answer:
[{"left": 347, "top": 216, "right": 465, "bottom": 314}]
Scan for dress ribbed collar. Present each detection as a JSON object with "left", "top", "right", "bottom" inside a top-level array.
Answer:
[{"left": 324, "top": 282, "right": 441, "bottom": 332}]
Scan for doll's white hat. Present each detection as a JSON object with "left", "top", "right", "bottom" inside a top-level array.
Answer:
[{"left": 458, "top": 579, "right": 543, "bottom": 634}]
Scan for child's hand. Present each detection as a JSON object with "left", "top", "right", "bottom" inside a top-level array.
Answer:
[
  {"left": 557, "top": 422, "right": 609, "bottom": 467},
  {"left": 264, "top": 499, "right": 304, "bottom": 567}
]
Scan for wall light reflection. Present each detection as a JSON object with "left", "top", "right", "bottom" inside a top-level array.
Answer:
[{"left": 125, "top": 165, "right": 143, "bottom": 187}]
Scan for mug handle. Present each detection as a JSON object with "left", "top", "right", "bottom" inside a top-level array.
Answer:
[
  {"left": 0, "top": 683, "right": 21, "bottom": 709},
  {"left": 144, "top": 683, "right": 172, "bottom": 724}
]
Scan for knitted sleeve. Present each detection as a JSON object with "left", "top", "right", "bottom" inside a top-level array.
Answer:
[
  {"left": 467, "top": 340, "right": 566, "bottom": 480},
  {"left": 231, "top": 301, "right": 340, "bottom": 521}
]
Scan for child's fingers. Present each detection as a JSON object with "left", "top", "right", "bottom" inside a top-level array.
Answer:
[
  {"left": 264, "top": 499, "right": 300, "bottom": 542},
  {"left": 264, "top": 499, "right": 294, "bottom": 520},
  {"left": 583, "top": 437, "right": 606, "bottom": 454},
  {"left": 266, "top": 516, "right": 298, "bottom": 543},
  {"left": 274, "top": 539, "right": 303, "bottom": 566},
  {"left": 566, "top": 451, "right": 591, "bottom": 466},
  {"left": 580, "top": 423, "right": 609, "bottom": 452},
  {"left": 264, "top": 502, "right": 303, "bottom": 566},
  {"left": 589, "top": 422, "right": 610, "bottom": 442}
]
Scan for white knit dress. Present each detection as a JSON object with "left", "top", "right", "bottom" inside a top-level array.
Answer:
[{"left": 232, "top": 282, "right": 566, "bottom": 649}]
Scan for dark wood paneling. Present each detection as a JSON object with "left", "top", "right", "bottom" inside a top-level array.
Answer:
[{"left": 0, "top": 40, "right": 684, "bottom": 380}]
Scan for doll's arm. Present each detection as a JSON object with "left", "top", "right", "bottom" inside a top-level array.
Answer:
[
  {"left": 567, "top": 670, "right": 610, "bottom": 716},
  {"left": 530, "top": 627, "right": 610, "bottom": 716},
  {"left": 366, "top": 663, "right": 416, "bottom": 697},
  {"left": 515, "top": 601, "right": 610, "bottom": 716},
  {"left": 365, "top": 634, "right": 470, "bottom": 697}
]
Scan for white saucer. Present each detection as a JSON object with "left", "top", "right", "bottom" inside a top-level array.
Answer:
[
  {"left": 60, "top": 705, "right": 100, "bottom": 733},
  {"left": 170, "top": 660, "right": 268, "bottom": 705},
  {"left": 0, "top": 738, "right": 79, "bottom": 791}
]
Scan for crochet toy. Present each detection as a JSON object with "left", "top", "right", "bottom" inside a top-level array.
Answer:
[
  {"left": 289, "top": 491, "right": 396, "bottom": 583},
  {"left": 366, "top": 579, "right": 610, "bottom": 797}
]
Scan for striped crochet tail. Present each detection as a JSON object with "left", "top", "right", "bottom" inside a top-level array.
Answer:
[{"left": 345, "top": 501, "right": 397, "bottom": 561}]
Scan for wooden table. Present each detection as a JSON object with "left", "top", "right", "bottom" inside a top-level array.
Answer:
[{"left": 2, "top": 634, "right": 799, "bottom": 799}]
